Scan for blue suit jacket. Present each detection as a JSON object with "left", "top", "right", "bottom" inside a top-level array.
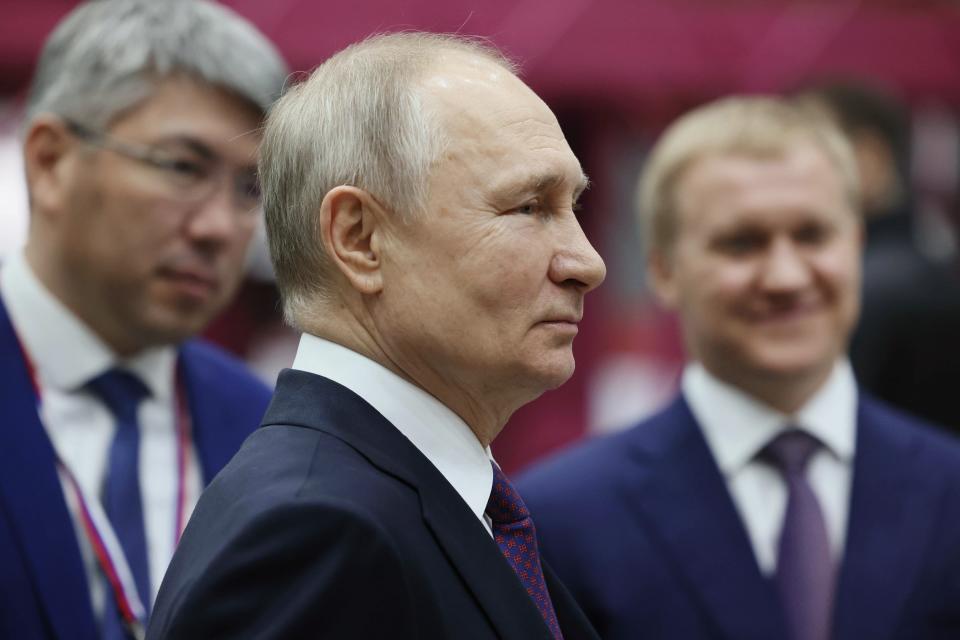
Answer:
[
  {"left": 147, "top": 369, "right": 600, "bottom": 640},
  {"left": 519, "top": 393, "right": 960, "bottom": 640},
  {"left": 0, "top": 299, "right": 271, "bottom": 640}
]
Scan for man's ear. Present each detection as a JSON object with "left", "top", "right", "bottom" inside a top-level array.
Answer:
[
  {"left": 22, "top": 116, "right": 77, "bottom": 218},
  {"left": 647, "top": 247, "right": 680, "bottom": 309},
  {"left": 319, "top": 186, "right": 384, "bottom": 295}
]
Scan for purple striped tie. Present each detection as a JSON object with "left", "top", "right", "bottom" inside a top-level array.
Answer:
[
  {"left": 486, "top": 462, "right": 563, "bottom": 639},
  {"left": 761, "top": 429, "right": 835, "bottom": 640}
]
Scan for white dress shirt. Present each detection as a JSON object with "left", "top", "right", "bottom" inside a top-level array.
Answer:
[
  {"left": 292, "top": 333, "right": 495, "bottom": 533},
  {"left": 0, "top": 251, "right": 203, "bottom": 613},
  {"left": 682, "top": 360, "right": 857, "bottom": 575}
]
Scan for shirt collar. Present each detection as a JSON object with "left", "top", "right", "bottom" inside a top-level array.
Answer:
[
  {"left": 682, "top": 360, "right": 858, "bottom": 476},
  {"left": 0, "top": 250, "right": 175, "bottom": 400},
  {"left": 292, "top": 333, "right": 494, "bottom": 523}
]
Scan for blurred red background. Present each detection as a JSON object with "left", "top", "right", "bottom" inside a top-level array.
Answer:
[{"left": 3, "top": 0, "right": 959, "bottom": 472}]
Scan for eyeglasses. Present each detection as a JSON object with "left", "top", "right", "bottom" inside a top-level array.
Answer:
[{"left": 65, "top": 119, "right": 261, "bottom": 215}]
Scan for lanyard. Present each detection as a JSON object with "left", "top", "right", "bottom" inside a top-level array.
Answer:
[
  {"left": 61, "top": 460, "right": 148, "bottom": 640},
  {"left": 17, "top": 339, "right": 192, "bottom": 640}
]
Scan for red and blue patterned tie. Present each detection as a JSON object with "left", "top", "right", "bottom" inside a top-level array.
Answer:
[{"left": 486, "top": 462, "right": 563, "bottom": 639}]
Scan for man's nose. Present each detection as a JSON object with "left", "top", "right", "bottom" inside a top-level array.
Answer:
[
  {"left": 185, "top": 178, "right": 252, "bottom": 245},
  {"left": 549, "top": 215, "right": 607, "bottom": 293},
  {"left": 760, "top": 237, "right": 810, "bottom": 291}
]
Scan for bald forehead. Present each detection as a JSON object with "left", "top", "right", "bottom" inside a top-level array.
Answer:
[
  {"left": 421, "top": 49, "right": 518, "bottom": 90},
  {"left": 421, "top": 56, "right": 560, "bottom": 145}
]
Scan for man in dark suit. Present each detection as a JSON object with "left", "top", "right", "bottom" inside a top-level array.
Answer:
[
  {"left": 147, "top": 32, "right": 606, "bottom": 639},
  {"left": 0, "top": 2, "right": 287, "bottom": 638},
  {"left": 520, "top": 96, "right": 960, "bottom": 640}
]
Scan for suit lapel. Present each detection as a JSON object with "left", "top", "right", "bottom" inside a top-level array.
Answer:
[
  {"left": 416, "top": 459, "right": 597, "bottom": 639},
  {"left": 417, "top": 479, "right": 556, "bottom": 640},
  {"left": 177, "top": 342, "right": 248, "bottom": 484},
  {"left": 620, "top": 397, "right": 787, "bottom": 640},
  {"left": 262, "top": 370, "right": 557, "bottom": 640},
  {"left": 0, "top": 299, "right": 98, "bottom": 640},
  {"left": 832, "top": 398, "right": 944, "bottom": 640}
]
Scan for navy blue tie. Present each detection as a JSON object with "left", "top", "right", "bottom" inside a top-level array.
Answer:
[{"left": 87, "top": 368, "right": 152, "bottom": 630}]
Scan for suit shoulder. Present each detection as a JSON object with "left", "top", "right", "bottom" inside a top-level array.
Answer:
[
  {"left": 179, "top": 338, "right": 267, "bottom": 386},
  {"left": 151, "top": 480, "right": 417, "bottom": 639},
  {"left": 203, "top": 424, "right": 421, "bottom": 531},
  {"left": 211, "top": 476, "right": 411, "bottom": 556},
  {"left": 179, "top": 339, "right": 271, "bottom": 405},
  {"left": 861, "top": 392, "right": 960, "bottom": 470},
  {"left": 521, "top": 430, "right": 630, "bottom": 484},
  {"left": 518, "top": 405, "right": 676, "bottom": 505}
]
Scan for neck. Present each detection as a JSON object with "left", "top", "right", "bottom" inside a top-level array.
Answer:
[
  {"left": 309, "top": 312, "right": 521, "bottom": 449},
  {"left": 704, "top": 361, "right": 836, "bottom": 415}
]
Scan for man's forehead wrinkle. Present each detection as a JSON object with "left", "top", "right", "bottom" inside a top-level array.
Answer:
[
  {"left": 499, "top": 114, "right": 558, "bottom": 133},
  {"left": 520, "top": 128, "right": 567, "bottom": 142},
  {"left": 528, "top": 143, "right": 570, "bottom": 153}
]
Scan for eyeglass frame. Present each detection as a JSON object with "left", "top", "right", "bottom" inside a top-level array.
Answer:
[{"left": 63, "top": 118, "right": 262, "bottom": 215}]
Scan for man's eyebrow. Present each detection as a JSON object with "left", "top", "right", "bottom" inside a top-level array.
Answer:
[
  {"left": 574, "top": 172, "right": 590, "bottom": 200},
  {"left": 153, "top": 135, "right": 260, "bottom": 169},
  {"left": 153, "top": 136, "right": 217, "bottom": 161},
  {"left": 502, "top": 171, "right": 590, "bottom": 199},
  {"left": 153, "top": 134, "right": 217, "bottom": 158}
]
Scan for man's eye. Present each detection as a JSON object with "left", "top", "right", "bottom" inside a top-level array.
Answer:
[
  {"left": 515, "top": 203, "right": 540, "bottom": 215},
  {"left": 237, "top": 172, "right": 262, "bottom": 201},
  {"left": 244, "top": 178, "right": 262, "bottom": 199},
  {"left": 164, "top": 158, "right": 208, "bottom": 180},
  {"left": 716, "top": 233, "right": 765, "bottom": 255},
  {"left": 795, "top": 224, "right": 829, "bottom": 245}
]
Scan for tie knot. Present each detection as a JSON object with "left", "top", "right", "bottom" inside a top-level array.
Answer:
[
  {"left": 485, "top": 462, "right": 530, "bottom": 525},
  {"left": 87, "top": 368, "right": 150, "bottom": 424},
  {"left": 760, "top": 429, "right": 822, "bottom": 476}
]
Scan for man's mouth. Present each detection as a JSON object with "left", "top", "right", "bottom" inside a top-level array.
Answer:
[{"left": 158, "top": 267, "right": 219, "bottom": 301}]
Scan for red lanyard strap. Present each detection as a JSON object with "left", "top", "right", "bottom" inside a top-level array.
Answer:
[
  {"left": 61, "top": 463, "right": 147, "bottom": 639},
  {"left": 17, "top": 336, "right": 191, "bottom": 637}
]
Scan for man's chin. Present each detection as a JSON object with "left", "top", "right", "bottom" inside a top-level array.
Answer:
[
  {"left": 532, "top": 357, "right": 577, "bottom": 392},
  {"left": 742, "top": 349, "right": 838, "bottom": 384},
  {"left": 137, "top": 307, "right": 218, "bottom": 348}
]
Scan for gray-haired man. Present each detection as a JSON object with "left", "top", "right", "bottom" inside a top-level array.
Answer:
[
  {"left": 0, "top": 1, "right": 286, "bottom": 638},
  {"left": 149, "top": 32, "right": 604, "bottom": 640}
]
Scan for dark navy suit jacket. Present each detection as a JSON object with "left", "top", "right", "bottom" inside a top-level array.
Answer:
[
  {"left": 519, "top": 393, "right": 960, "bottom": 640},
  {"left": 0, "top": 300, "right": 271, "bottom": 640},
  {"left": 147, "top": 369, "right": 600, "bottom": 640}
]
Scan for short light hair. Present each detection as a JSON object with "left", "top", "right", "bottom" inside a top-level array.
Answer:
[
  {"left": 260, "top": 32, "right": 516, "bottom": 328},
  {"left": 637, "top": 95, "right": 861, "bottom": 256},
  {"left": 25, "top": 0, "right": 288, "bottom": 128}
]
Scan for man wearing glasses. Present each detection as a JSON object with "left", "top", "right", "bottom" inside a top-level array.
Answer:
[{"left": 0, "top": 1, "right": 286, "bottom": 638}]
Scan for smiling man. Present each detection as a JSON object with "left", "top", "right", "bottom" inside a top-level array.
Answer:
[
  {"left": 147, "top": 33, "right": 605, "bottom": 640},
  {"left": 520, "top": 96, "right": 960, "bottom": 640},
  {"left": 0, "top": 2, "right": 286, "bottom": 639}
]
